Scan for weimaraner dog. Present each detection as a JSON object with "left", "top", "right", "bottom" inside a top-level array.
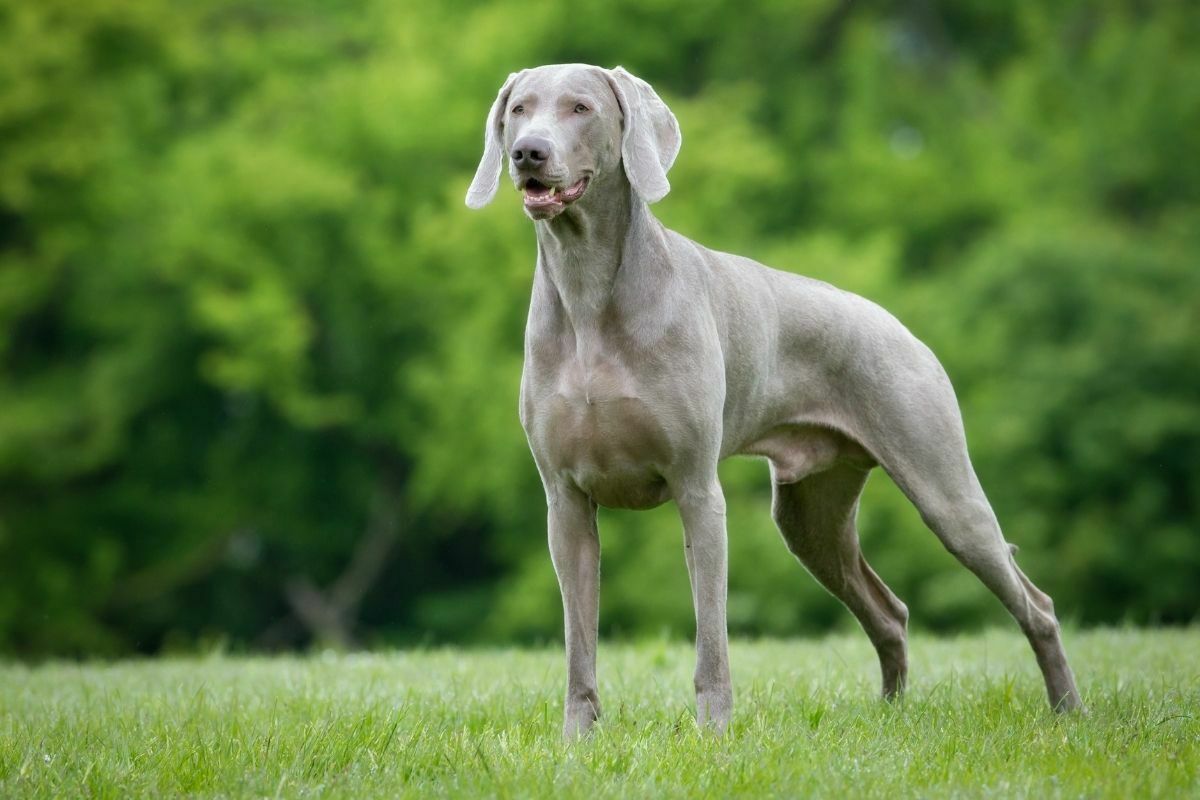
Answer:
[{"left": 466, "top": 63, "right": 1083, "bottom": 737}]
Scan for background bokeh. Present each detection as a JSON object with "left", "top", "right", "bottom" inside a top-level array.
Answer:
[{"left": 1, "top": 0, "right": 1197, "bottom": 657}]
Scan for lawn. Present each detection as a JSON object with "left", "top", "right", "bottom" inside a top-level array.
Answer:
[{"left": 2, "top": 628, "right": 1197, "bottom": 798}]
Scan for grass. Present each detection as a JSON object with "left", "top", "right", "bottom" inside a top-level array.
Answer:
[{"left": 1, "top": 628, "right": 1197, "bottom": 798}]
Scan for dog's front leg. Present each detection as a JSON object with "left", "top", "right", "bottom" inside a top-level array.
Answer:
[
  {"left": 547, "top": 486, "right": 601, "bottom": 739},
  {"left": 677, "top": 479, "right": 732, "bottom": 733}
]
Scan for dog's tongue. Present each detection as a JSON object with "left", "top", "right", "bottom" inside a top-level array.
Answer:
[
  {"left": 560, "top": 177, "right": 588, "bottom": 201},
  {"left": 523, "top": 178, "right": 588, "bottom": 213}
]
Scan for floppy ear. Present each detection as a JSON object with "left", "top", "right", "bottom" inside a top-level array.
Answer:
[
  {"left": 604, "top": 66, "right": 682, "bottom": 204},
  {"left": 465, "top": 71, "right": 522, "bottom": 209}
]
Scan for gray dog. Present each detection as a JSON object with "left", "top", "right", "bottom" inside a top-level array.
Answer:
[{"left": 466, "top": 63, "right": 1083, "bottom": 738}]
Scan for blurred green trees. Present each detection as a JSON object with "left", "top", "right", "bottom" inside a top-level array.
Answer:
[{"left": 0, "top": 0, "right": 1196, "bottom": 655}]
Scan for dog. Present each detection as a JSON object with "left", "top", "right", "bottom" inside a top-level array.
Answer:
[{"left": 466, "top": 63, "right": 1083, "bottom": 737}]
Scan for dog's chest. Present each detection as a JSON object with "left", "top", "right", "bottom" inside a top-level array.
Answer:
[{"left": 524, "top": 353, "right": 674, "bottom": 509}]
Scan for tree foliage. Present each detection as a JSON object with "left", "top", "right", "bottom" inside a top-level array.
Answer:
[{"left": 0, "top": 0, "right": 1196, "bottom": 655}]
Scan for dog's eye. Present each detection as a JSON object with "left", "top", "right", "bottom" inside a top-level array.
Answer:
[
  {"left": 511, "top": 104, "right": 524, "bottom": 115},
  {"left": 574, "top": 103, "right": 589, "bottom": 114}
]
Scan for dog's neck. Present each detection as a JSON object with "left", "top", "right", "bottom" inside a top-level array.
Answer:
[{"left": 533, "top": 170, "right": 652, "bottom": 332}]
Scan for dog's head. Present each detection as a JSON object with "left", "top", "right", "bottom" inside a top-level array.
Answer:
[{"left": 465, "top": 64, "right": 681, "bottom": 220}]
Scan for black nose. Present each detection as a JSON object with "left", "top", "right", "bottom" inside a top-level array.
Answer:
[{"left": 511, "top": 136, "right": 551, "bottom": 169}]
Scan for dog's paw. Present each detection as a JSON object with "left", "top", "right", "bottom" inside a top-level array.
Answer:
[
  {"left": 562, "top": 696, "right": 600, "bottom": 740},
  {"left": 695, "top": 687, "right": 732, "bottom": 735}
]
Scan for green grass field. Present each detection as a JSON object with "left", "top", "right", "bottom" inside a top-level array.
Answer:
[{"left": 2, "top": 628, "right": 1197, "bottom": 798}]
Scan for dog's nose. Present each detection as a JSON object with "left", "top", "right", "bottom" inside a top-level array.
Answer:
[{"left": 511, "top": 136, "right": 551, "bottom": 169}]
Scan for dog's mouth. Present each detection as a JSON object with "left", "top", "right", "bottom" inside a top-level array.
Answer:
[{"left": 523, "top": 176, "right": 589, "bottom": 218}]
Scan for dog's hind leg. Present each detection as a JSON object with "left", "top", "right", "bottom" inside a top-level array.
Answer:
[
  {"left": 894, "top": 464, "right": 1083, "bottom": 711},
  {"left": 773, "top": 464, "right": 910, "bottom": 699},
  {"left": 865, "top": 371, "right": 1084, "bottom": 712}
]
